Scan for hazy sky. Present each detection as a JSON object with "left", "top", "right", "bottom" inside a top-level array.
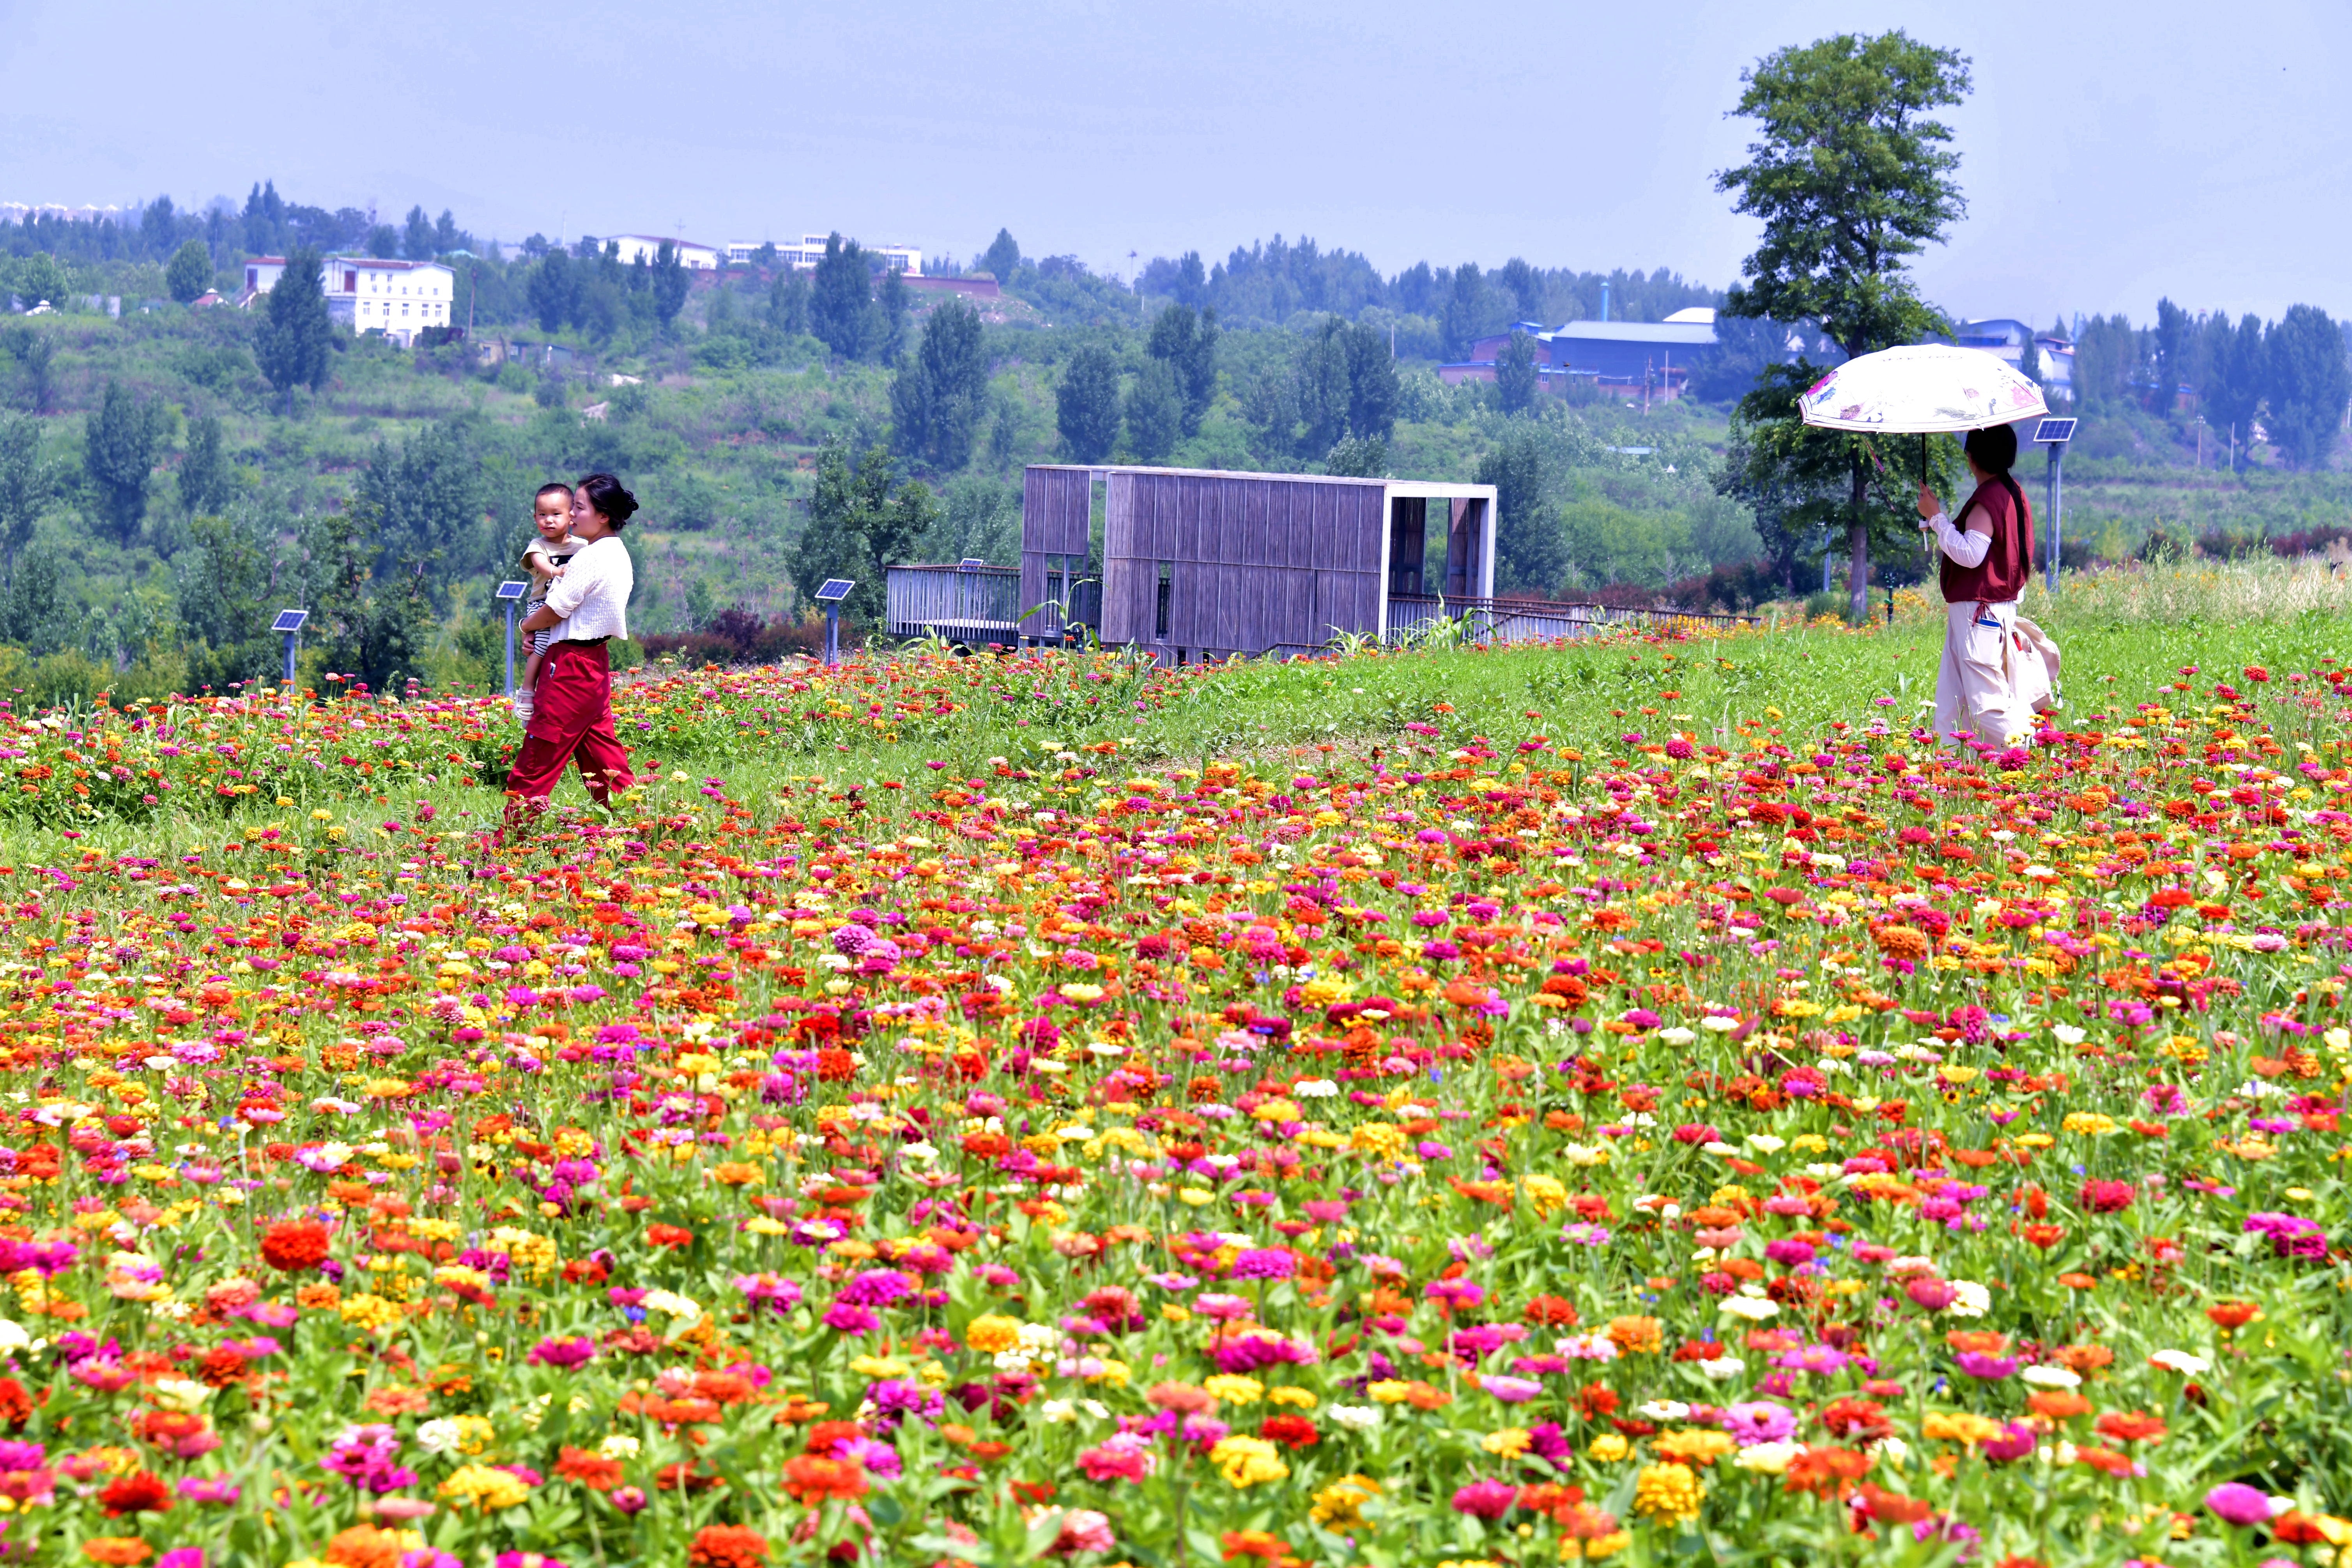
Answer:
[{"left": 4, "top": 0, "right": 2345, "bottom": 325}]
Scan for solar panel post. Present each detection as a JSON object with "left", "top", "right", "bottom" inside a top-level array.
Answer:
[
  {"left": 271, "top": 609, "right": 307, "bottom": 688},
  {"left": 812, "top": 578, "right": 855, "bottom": 668},
  {"left": 492, "top": 582, "right": 529, "bottom": 698}
]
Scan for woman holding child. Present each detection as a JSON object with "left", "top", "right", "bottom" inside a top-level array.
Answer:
[{"left": 506, "top": 472, "right": 639, "bottom": 821}]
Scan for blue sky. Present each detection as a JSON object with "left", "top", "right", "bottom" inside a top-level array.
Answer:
[{"left": 3, "top": 0, "right": 2345, "bottom": 325}]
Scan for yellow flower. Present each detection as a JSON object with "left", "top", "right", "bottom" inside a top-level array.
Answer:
[
  {"left": 438, "top": 1462, "right": 531, "bottom": 1510},
  {"left": 1589, "top": 1433, "right": 1630, "bottom": 1462},
  {"left": 1350, "top": 1121, "right": 1407, "bottom": 1158},
  {"left": 1922, "top": 1411, "right": 2005, "bottom": 1447},
  {"left": 964, "top": 1313, "right": 1022, "bottom": 1354},
  {"left": 1483, "top": 1427, "right": 1533, "bottom": 1458},
  {"left": 2061, "top": 1112, "right": 2118, "bottom": 1137},
  {"left": 1208, "top": 1434, "right": 1289, "bottom": 1489},
  {"left": 1367, "top": 1379, "right": 1414, "bottom": 1404},
  {"left": 1203, "top": 1375, "right": 1264, "bottom": 1406},
  {"left": 1267, "top": 1386, "right": 1317, "bottom": 1408},
  {"left": 1562, "top": 1532, "right": 1632, "bottom": 1560},
  {"left": 1311, "top": 1474, "right": 1380, "bottom": 1528},
  {"left": 1522, "top": 1174, "right": 1568, "bottom": 1219},
  {"left": 1632, "top": 1462, "right": 1705, "bottom": 1526}
]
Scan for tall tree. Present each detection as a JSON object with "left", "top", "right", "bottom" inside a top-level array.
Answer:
[
  {"left": 793, "top": 439, "right": 938, "bottom": 624},
  {"left": 1495, "top": 330, "right": 1540, "bottom": 414},
  {"left": 165, "top": 239, "right": 213, "bottom": 304},
  {"left": 1056, "top": 346, "right": 1120, "bottom": 463},
  {"left": 177, "top": 413, "right": 233, "bottom": 518},
  {"left": 1147, "top": 304, "right": 1220, "bottom": 436},
  {"left": 1715, "top": 29, "right": 1970, "bottom": 620},
  {"left": 402, "top": 205, "right": 434, "bottom": 260},
  {"left": 810, "top": 235, "right": 872, "bottom": 359},
  {"left": 2264, "top": 304, "right": 2352, "bottom": 470},
  {"left": 2202, "top": 312, "right": 2266, "bottom": 468},
  {"left": 355, "top": 419, "right": 490, "bottom": 592},
  {"left": 979, "top": 228, "right": 1021, "bottom": 284},
  {"left": 1123, "top": 359, "right": 1183, "bottom": 463},
  {"left": 0, "top": 412, "right": 56, "bottom": 584},
  {"left": 1440, "top": 263, "right": 1484, "bottom": 361},
  {"left": 253, "top": 245, "right": 334, "bottom": 413},
  {"left": 526, "top": 251, "right": 579, "bottom": 333},
  {"left": 651, "top": 241, "right": 690, "bottom": 326},
  {"left": 1340, "top": 321, "right": 1397, "bottom": 441},
  {"left": 1498, "top": 257, "right": 1543, "bottom": 322},
  {"left": 875, "top": 267, "right": 910, "bottom": 362},
  {"left": 85, "top": 380, "right": 167, "bottom": 545},
  {"left": 2152, "top": 298, "right": 2193, "bottom": 414},
  {"left": 1295, "top": 327, "right": 1352, "bottom": 454},
  {"left": 768, "top": 269, "right": 811, "bottom": 338},
  {"left": 1479, "top": 427, "right": 1567, "bottom": 596},
  {"left": 176, "top": 511, "right": 276, "bottom": 689},
  {"left": 890, "top": 298, "right": 991, "bottom": 470}
]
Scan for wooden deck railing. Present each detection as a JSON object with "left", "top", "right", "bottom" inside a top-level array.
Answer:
[{"left": 884, "top": 565, "right": 1099, "bottom": 644}]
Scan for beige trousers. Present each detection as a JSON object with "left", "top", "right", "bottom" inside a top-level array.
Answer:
[{"left": 1934, "top": 599, "right": 2028, "bottom": 745}]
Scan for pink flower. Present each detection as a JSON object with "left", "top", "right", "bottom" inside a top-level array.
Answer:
[
  {"left": 1076, "top": 1433, "right": 1157, "bottom": 1483},
  {"left": 2205, "top": 1483, "right": 2276, "bottom": 1527},
  {"left": 1048, "top": 1509, "right": 1116, "bottom": 1555},
  {"left": 1452, "top": 1480, "right": 1519, "bottom": 1519}
]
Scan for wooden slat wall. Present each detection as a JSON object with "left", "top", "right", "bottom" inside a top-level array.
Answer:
[
  {"left": 1019, "top": 467, "right": 1095, "bottom": 640},
  {"left": 1034, "top": 466, "right": 1386, "bottom": 662}
]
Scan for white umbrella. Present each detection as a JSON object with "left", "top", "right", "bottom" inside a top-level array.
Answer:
[{"left": 1799, "top": 343, "right": 2047, "bottom": 433}]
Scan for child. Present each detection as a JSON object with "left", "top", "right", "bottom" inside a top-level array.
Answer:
[{"left": 514, "top": 482, "right": 581, "bottom": 722}]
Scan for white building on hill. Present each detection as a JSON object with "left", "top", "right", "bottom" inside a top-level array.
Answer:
[
  {"left": 608, "top": 235, "right": 721, "bottom": 270},
  {"left": 242, "top": 256, "right": 457, "bottom": 346},
  {"left": 729, "top": 234, "right": 922, "bottom": 274}
]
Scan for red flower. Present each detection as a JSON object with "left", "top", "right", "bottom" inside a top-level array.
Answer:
[
  {"left": 98, "top": 1469, "right": 173, "bottom": 1517},
  {"left": 1522, "top": 1294, "right": 1579, "bottom": 1327},
  {"left": 555, "top": 1446, "right": 624, "bottom": 1491},
  {"left": 646, "top": 1224, "right": 694, "bottom": 1249},
  {"left": 1259, "top": 1414, "right": 1318, "bottom": 1449},
  {"left": 260, "top": 1219, "right": 332, "bottom": 1273},
  {"left": 688, "top": 1525, "right": 769, "bottom": 1568},
  {"left": 781, "top": 1454, "right": 867, "bottom": 1503},
  {"left": 2078, "top": 1180, "right": 2134, "bottom": 1214}
]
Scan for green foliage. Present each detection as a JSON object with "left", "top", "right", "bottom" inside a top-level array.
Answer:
[
  {"left": 2202, "top": 312, "right": 2266, "bottom": 463},
  {"left": 767, "top": 270, "right": 811, "bottom": 338},
  {"left": 12, "top": 255, "right": 69, "bottom": 312},
  {"left": 1145, "top": 304, "right": 1219, "bottom": 436},
  {"left": 1439, "top": 262, "right": 1483, "bottom": 360},
  {"left": 526, "top": 252, "right": 581, "bottom": 334},
  {"left": 253, "top": 244, "right": 334, "bottom": 409},
  {"left": 295, "top": 500, "right": 436, "bottom": 691},
  {"left": 0, "top": 543, "right": 74, "bottom": 654},
  {"left": 84, "top": 379, "right": 168, "bottom": 546},
  {"left": 164, "top": 240, "right": 213, "bottom": 304},
  {"left": 1495, "top": 330, "right": 1539, "bottom": 414},
  {"left": 811, "top": 235, "right": 872, "bottom": 361},
  {"left": 1055, "top": 346, "right": 1120, "bottom": 463},
  {"left": 0, "top": 413, "right": 57, "bottom": 579},
  {"left": 890, "top": 299, "right": 990, "bottom": 472},
  {"left": 978, "top": 229, "right": 1021, "bottom": 285},
  {"left": 1480, "top": 427, "right": 1565, "bottom": 594},
  {"left": 1248, "top": 319, "right": 1397, "bottom": 462},
  {"left": 2074, "top": 313, "right": 2141, "bottom": 408},
  {"left": 792, "top": 439, "right": 939, "bottom": 623},
  {"left": 1122, "top": 359, "right": 1183, "bottom": 463},
  {"left": 354, "top": 419, "right": 492, "bottom": 592},
  {"left": 2263, "top": 304, "right": 2350, "bottom": 470},
  {"left": 1716, "top": 30, "right": 1968, "bottom": 359},
  {"left": 651, "top": 242, "right": 690, "bottom": 327},
  {"left": 177, "top": 413, "right": 233, "bottom": 518},
  {"left": 922, "top": 475, "right": 1021, "bottom": 564},
  {"left": 4, "top": 326, "right": 58, "bottom": 415},
  {"left": 1323, "top": 436, "right": 1387, "bottom": 478},
  {"left": 175, "top": 511, "right": 278, "bottom": 689}
]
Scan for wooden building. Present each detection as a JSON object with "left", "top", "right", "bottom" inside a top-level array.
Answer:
[{"left": 992, "top": 465, "right": 1496, "bottom": 662}]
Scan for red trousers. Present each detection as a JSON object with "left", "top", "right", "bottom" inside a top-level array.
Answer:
[{"left": 503, "top": 642, "right": 635, "bottom": 811}]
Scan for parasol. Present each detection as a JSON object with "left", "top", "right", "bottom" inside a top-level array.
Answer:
[{"left": 1800, "top": 342, "right": 2049, "bottom": 482}]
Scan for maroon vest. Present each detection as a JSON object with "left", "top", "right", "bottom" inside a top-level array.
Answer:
[{"left": 1941, "top": 475, "right": 2035, "bottom": 603}]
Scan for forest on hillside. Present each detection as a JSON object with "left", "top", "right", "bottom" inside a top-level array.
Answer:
[{"left": 0, "top": 182, "right": 2347, "bottom": 707}]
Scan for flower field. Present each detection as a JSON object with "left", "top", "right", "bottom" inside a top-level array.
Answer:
[{"left": 0, "top": 616, "right": 2350, "bottom": 1568}]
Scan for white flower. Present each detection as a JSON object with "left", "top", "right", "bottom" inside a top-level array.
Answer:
[
  {"left": 416, "top": 1418, "right": 462, "bottom": 1455},
  {"left": 1699, "top": 1015, "right": 1741, "bottom": 1033},
  {"left": 2149, "top": 1349, "right": 2210, "bottom": 1376},
  {"left": 599, "top": 1435, "right": 640, "bottom": 1460},
  {"left": 1885, "top": 1255, "right": 1937, "bottom": 1276},
  {"left": 1637, "top": 1400, "right": 1690, "bottom": 1422},
  {"left": 642, "top": 1290, "right": 703, "bottom": 1325},
  {"left": 1328, "top": 1404, "right": 1382, "bottom": 1432},
  {"left": 151, "top": 1377, "right": 212, "bottom": 1411},
  {"left": 2020, "top": 1364, "right": 2080, "bottom": 1389},
  {"left": 1871, "top": 1437, "right": 1910, "bottom": 1466},
  {"left": 1943, "top": 1280, "right": 1991, "bottom": 1318},
  {"left": 1292, "top": 1080, "right": 1340, "bottom": 1099},
  {"left": 0, "top": 1320, "right": 28, "bottom": 1353},
  {"left": 1720, "top": 1296, "right": 1780, "bottom": 1322},
  {"left": 1695, "top": 1355, "right": 1747, "bottom": 1383},
  {"left": 2051, "top": 1024, "right": 2087, "bottom": 1045},
  {"left": 1039, "top": 1399, "right": 1081, "bottom": 1424},
  {"left": 1745, "top": 1134, "right": 1787, "bottom": 1154},
  {"left": 1734, "top": 1440, "right": 1803, "bottom": 1474},
  {"left": 1561, "top": 1142, "right": 1610, "bottom": 1167},
  {"left": 1703, "top": 1141, "right": 1739, "bottom": 1156},
  {"left": 1657, "top": 1027, "right": 1697, "bottom": 1047}
]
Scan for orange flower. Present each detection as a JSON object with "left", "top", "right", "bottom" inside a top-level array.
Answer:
[
  {"left": 2094, "top": 1411, "right": 2167, "bottom": 1445},
  {"left": 555, "top": 1446, "right": 625, "bottom": 1491},
  {"left": 2027, "top": 1391, "right": 2092, "bottom": 1421},
  {"left": 2205, "top": 1301, "right": 2262, "bottom": 1331},
  {"left": 688, "top": 1525, "right": 770, "bottom": 1568},
  {"left": 323, "top": 1526, "right": 409, "bottom": 1568},
  {"left": 81, "top": 1543, "right": 150, "bottom": 1567},
  {"left": 781, "top": 1454, "right": 867, "bottom": 1504},
  {"left": 1605, "top": 1315, "right": 1664, "bottom": 1355},
  {"left": 1784, "top": 1445, "right": 1871, "bottom": 1498}
]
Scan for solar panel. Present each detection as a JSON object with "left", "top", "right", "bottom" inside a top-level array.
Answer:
[
  {"left": 814, "top": 578, "right": 855, "bottom": 603},
  {"left": 270, "top": 609, "right": 309, "bottom": 633},
  {"left": 958, "top": 558, "right": 988, "bottom": 570},
  {"left": 2033, "top": 417, "right": 2078, "bottom": 444},
  {"left": 494, "top": 580, "right": 529, "bottom": 601}
]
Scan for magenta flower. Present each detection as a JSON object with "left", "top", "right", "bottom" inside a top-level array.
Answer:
[
  {"left": 1452, "top": 1480, "right": 1520, "bottom": 1519},
  {"left": 2204, "top": 1483, "right": 2276, "bottom": 1527}
]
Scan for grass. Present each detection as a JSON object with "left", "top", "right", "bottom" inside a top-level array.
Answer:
[{"left": 6, "top": 557, "right": 2347, "bottom": 872}]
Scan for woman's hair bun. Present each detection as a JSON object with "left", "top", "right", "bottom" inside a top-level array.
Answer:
[{"left": 576, "top": 472, "right": 639, "bottom": 526}]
